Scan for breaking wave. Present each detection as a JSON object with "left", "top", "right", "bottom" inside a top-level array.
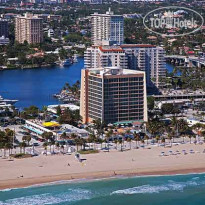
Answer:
[
  {"left": 111, "top": 177, "right": 204, "bottom": 195},
  {"left": 0, "top": 188, "right": 92, "bottom": 205}
]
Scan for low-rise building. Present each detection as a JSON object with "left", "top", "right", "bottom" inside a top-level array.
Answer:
[
  {"left": 47, "top": 104, "right": 79, "bottom": 115},
  {"left": 0, "top": 36, "right": 9, "bottom": 45}
]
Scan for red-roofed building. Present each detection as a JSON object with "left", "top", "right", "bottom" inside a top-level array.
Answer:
[{"left": 84, "top": 43, "right": 166, "bottom": 88}]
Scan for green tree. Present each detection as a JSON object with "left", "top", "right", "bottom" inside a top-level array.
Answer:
[{"left": 147, "top": 96, "right": 155, "bottom": 110}]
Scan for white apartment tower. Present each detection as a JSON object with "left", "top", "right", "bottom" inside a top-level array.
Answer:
[
  {"left": 91, "top": 8, "right": 124, "bottom": 46},
  {"left": 15, "top": 13, "right": 43, "bottom": 44},
  {"left": 84, "top": 44, "right": 166, "bottom": 88},
  {"left": 84, "top": 45, "right": 128, "bottom": 69},
  {"left": 121, "top": 44, "right": 166, "bottom": 88}
]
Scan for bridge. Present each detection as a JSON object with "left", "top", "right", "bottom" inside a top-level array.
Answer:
[{"left": 165, "top": 55, "right": 205, "bottom": 68}]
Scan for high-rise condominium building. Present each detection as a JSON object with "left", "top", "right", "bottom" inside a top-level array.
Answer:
[
  {"left": 80, "top": 67, "right": 147, "bottom": 124},
  {"left": 15, "top": 13, "right": 43, "bottom": 44},
  {"left": 84, "top": 44, "right": 166, "bottom": 87},
  {"left": 0, "top": 19, "right": 8, "bottom": 38},
  {"left": 121, "top": 44, "right": 166, "bottom": 88},
  {"left": 91, "top": 8, "right": 124, "bottom": 46},
  {"left": 84, "top": 45, "right": 128, "bottom": 69}
]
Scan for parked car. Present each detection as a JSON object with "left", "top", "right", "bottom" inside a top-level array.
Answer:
[{"left": 33, "top": 142, "right": 39, "bottom": 146}]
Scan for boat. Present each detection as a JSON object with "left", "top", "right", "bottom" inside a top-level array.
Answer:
[
  {"left": 61, "top": 59, "right": 71, "bottom": 67},
  {"left": 73, "top": 54, "right": 78, "bottom": 63},
  {"left": 0, "top": 95, "right": 18, "bottom": 105},
  {"left": 0, "top": 102, "right": 12, "bottom": 108}
]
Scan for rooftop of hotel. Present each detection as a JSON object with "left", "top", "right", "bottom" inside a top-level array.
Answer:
[
  {"left": 99, "top": 45, "right": 123, "bottom": 52},
  {"left": 121, "top": 44, "right": 156, "bottom": 48},
  {"left": 16, "top": 13, "right": 42, "bottom": 19},
  {"left": 91, "top": 8, "right": 122, "bottom": 17},
  {"left": 91, "top": 44, "right": 161, "bottom": 51},
  {"left": 89, "top": 67, "right": 145, "bottom": 76}
]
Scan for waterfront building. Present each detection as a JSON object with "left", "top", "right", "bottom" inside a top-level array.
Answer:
[
  {"left": 15, "top": 13, "right": 43, "bottom": 44},
  {"left": 89, "top": 0, "right": 102, "bottom": 4},
  {"left": 80, "top": 67, "right": 147, "bottom": 124},
  {"left": 84, "top": 44, "right": 166, "bottom": 87},
  {"left": 48, "top": 29, "right": 54, "bottom": 38},
  {"left": 84, "top": 45, "right": 128, "bottom": 69},
  {"left": 35, "top": 14, "right": 61, "bottom": 22},
  {"left": 0, "top": 13, "right": 17, "bottom": 20},
  {"left": 91, "top": 8, "right": 124, "bottom": 46},
  {"left": 0, "top": 19, "right": 9, "bottom": 38},
  {"left": 121, "top": 44, "right": 166, "bottom": 88}
]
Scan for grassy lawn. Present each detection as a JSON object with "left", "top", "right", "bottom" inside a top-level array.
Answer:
[
  {"left": 10, "top": 153, "right": 33, "bottom": 159},
  {"left": 78, "top": 150, "right": 99, "bottom": 154}
]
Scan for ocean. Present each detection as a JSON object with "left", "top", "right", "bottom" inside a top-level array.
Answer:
[{"left": 0, "top": 173, "right": 205, "bottom": 205}]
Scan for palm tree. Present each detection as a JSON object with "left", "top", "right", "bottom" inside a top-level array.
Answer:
[
  {"left": 146, "top": 119, "right": 164, "bottom": 138},
  {"left": 192, "top": 123, "right": 203, "bottom": 141},
  {"left": 21, "top": 142, "right": 27, "bottom": 154},
  {"left": 61, "top": 145, "right": 65, "bottom": 153},
  {"left": 141, "top": 139, "right": 145, "bottom": 148},
  {"left": 88, "top": 133, "right": 96, "bottom": 150},
  {"left": 155, "top": 135, "right": 160, "bottom": 146},
  {"left": 0, "top": 130, "right": 7, "bottom": 157},
  {"left": 80, "top": 138, "right": 86, "bottom": 151},
  {"left": 98, "top": 138, "right": 103, "bottom": 150},
  {"left": 51, "top": 140, "right": 55, "bottom": 153},
  {"left": 5, "top": 128, "right": 14, "bottom": 154},
  {"left": 168, "top": 134, "right": 172, "bottom": 147},
  {"left": 161, "top": 137, "right": 166, "bottom": 147},
  {"left": 187, "top": 132, "right": 195, "bottom": 144},
  {"left": 145, "top": 135, "right": 149, "bottom": 145},
  {"left": 22, "top": 135, "right": 31, "bottom": 146},
  {"left": 105, "top": 131, "right": 112, "bottom": 152},
  {"left": 118, "top": 139, "right": 123, "bottom": 152},
  {"left": 60, "top": 132, "right": 67, "bottom": 140},
  {"left": 87, "top": 136, "right": 92, "bottom": 149},
  {"left": 126, "top": 129, "right": 131, "bottom": 135},
  {"left": 114, "top": 139, "right": 118, "bottom": 150},
  {"left": 127, "top": 138, "right": 132, "bottom": 150},
  {"left": 92, "top": 119, "right": 106, "bottom": 138},
  {"left": 43, "top": 142, "right": 48, "bottom": 155},
  {"left": 55, "top": 142, "right": 60, "bottom": 151},
  {"left": 171, "top": 116, "right": 179, "bottom": 142},
  {"left": 74, "top": 138, "right": 80, "bottom": 152},
  {"left": 201, "top": 130, "right": 205, "bottom": 142},
  {"left": 133, "top": 132, "right": 140, "bottom": 148},
  {"left": 5, "top": 143, "right": 13, "bottom": 156}
]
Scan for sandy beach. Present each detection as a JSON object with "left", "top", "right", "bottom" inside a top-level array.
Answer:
[{"left": 1, "top": 142, "right": 205, "bottom": 190}]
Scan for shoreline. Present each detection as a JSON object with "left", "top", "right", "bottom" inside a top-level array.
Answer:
[
  {"left": 0, "top": 64, "right": 58, "bottom": 71},
  {"left": 1, "top": 167, "right": 205, "bottom": 190}
]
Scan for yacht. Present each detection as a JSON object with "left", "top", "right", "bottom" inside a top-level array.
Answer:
[
  {"left": 0, "top": 95, "right": 18, "bottom": 105},
  {"left": 61, "top": 59, "right": 71, "bottom": 67},
  {"left": 73, "top": 54, "right": 78, "bottom": 63}
]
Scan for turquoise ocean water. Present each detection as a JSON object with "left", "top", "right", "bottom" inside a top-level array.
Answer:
[{"left": 1, "top": 173, "right": 205, "bottom": 205}]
